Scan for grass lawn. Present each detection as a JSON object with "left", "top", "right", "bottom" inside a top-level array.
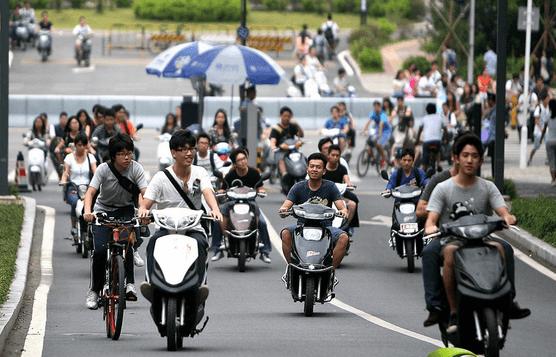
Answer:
[
  {"left": 41, "top": 8, "right": 363, "bottom": 32},
  {"left": 511, "top": 196, "right": 556, "bottom": 247},
  {"left": 0, "top": 203, "right": 25, "bottom": 305}
]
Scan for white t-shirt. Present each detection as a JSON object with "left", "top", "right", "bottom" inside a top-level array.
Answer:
[
  {"left": 64, "top": 153, "right": 96, "bottom": 186},
  {"left": 420, "top": 114, "right": 445, "bottom": 142},
  {"left": 144, "top": 165, "right": 213, "bottom": 214},
  {"left": 72, "top": 24, "right": 92, "bottom": 37},
  {"left": 195, "top": 151, "right": 224, "bottom": 173},
  {"left": 418, "top": 76, "right": 432, "bottom": 96}
]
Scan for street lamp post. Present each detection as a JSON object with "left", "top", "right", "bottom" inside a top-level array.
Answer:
[
  {"left": 1, "top": 0, "right": 10, "bottom": 195},
  {"left": 360, "top": 0, "right": 367, "bottom": 26}
]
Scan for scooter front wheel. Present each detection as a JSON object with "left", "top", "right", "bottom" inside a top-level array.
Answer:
[
  {"left": 166, "top": 297, "right": 181, "bottom": 351},
  {"left": 238, "top": 240, "right": 247, "bottom": 272},
  {"left": 303, "top": 276, "right": 315, "bottom": 317},
  {"left": 483, "top": 307, "right": 500, "bottom": 357},
  {"left": 404, "top": 239, "right": 415, "bottom": 273}
]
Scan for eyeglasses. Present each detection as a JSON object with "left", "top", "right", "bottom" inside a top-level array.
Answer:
[
  {"left": 115, "top": 151, "right": 133, "bottom": 158},
  {"left": 174, "top": 147, "right": 196, "bottom": 153}
]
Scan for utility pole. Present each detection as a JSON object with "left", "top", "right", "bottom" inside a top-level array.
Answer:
[
  {"left": 467, "top": 0, "right": 475, "bottom": 84},
  {"left": 520, "top": 0, "right": 533, "bottom": 169},
  {"left": 1, "top": 0, "right": 10, "bottom": 195},
  {"left": 360, "top": 0, "right": 367, "bottom": 26},
  {"left": 494, "top": 0, "right": 508, "bottom": 192}
]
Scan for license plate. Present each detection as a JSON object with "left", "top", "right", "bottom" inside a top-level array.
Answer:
[{"left": 400, "top": 223, "right": 418, "bottom": 233}]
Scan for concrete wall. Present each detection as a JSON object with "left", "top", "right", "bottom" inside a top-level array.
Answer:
[{"left": 9, "top": 95, "right": 435, "bottom": 129}]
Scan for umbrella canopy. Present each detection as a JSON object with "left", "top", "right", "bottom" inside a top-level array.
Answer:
[
  {"left": 145, "top": 41, "right": 213, "bottom": 78},
  {"left": 179, "top": 44, "right": 285, "bottom": 85}
]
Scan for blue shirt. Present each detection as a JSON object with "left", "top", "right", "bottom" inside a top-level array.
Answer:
[
  {"left": 324, "top": 117, "right": 349, "bottom": 130},
  {"left": 369, "top": 110, "right": 392, "bottom": 135},
  {"left": 287, "top": 179, "right": 341, "bottom": 225},
  {"left": 386, "top": 167, "right": 429, "bottom": 190}
]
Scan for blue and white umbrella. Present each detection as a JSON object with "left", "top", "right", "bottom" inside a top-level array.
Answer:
[
  {"left": 179, "top": 44, "right": 285, "bottom": 85},
  {"left": 145, "top": 41, "right": 213, "bottom": 78}
]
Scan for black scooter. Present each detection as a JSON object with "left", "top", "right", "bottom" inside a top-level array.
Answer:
[
  {"left": 425, "top": 211, "right": 513, "bottom": 357},
  {"left": 380, "top": 170, "right": 426, "bottom": 273},
  {"left": 281, "top": 203, "right": 341, "bottom": 316},
  {"left": 278, "top": 138, "right": 306, "bottom": 195}
]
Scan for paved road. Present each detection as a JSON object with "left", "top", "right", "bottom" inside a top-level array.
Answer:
[
  {"left": 9, "top": 32, "right": 370, "bottom": 97},
  {"left": 4, "top": 130, "right": 556, "bottom": 357}
]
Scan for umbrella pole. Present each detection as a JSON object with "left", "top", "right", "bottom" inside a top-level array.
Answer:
[{"left": 230, "top": 85, "right": 234, "bottom": 126}]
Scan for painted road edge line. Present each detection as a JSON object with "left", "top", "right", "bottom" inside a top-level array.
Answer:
[
  {"left": 261, "top": 211, "right": 444, "bottom": 348},
  {"left": 21, "top": 205, "right": 55, "bottom": 357}
]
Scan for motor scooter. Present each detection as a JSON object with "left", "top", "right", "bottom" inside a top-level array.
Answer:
[
  {"left": 14, "top": 20, "right": 30, "bottom": 50},
  {"left": 144, "top": 207, "right": 213, "bottom": 351},
  {"left": 23, "top": 135, "right": 48, "bottom": 191},
  {"left": 280, "top": 203, "right": 342, "bottom": 316},
  {"left": 75, "top": 33, "right": 92, "bottom": 67},
  {"left": 278, "top": 139, "right": 306, "bottom": 195},
  {"left": 60, "top": 182, "right": 90, "bottom": 258},
  {"left": 37, "top": 29, "right": 51, "bottom": 62}
]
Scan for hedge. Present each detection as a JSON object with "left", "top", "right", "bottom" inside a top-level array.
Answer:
[
  {"left": 0, "top": 204, "right": 24, "bottom": 305},
  {"left": 402, "top": 55, "right": 430, "bottom": 75},
  {"left": 357, "top": 47, "right": 383, "bottom": 72},
  {"left": 134, "top": 0, "right": 242, "bottom": 22},
  {"left": 512, "top": 196, "right": 556, "bottom": 247}
]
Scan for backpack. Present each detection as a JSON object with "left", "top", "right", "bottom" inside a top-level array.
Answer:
[
  {"left": 324, "top": 25, "right": 334, "bottom": 43},
  {"left": 447, "top": 50, "right": 457, "bottom": 67},
  {"left": 395, "top": 167, "right": 422, "bottom": 188},
  {"left": 193, "top": 151, "right": 216, "bottom": 173}
]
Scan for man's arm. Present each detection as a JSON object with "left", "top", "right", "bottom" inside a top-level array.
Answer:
[
  {"left": 494, "top": 206, "right": 517, "bottom": 226},
  {"left": 83, "top": 186, "right": 98, "bottom": 222},
  {"left": 342, "top": 174, "right": 351, "bottom": 187},
  {"left": 202, "top": 188, "right": 223, "bottom": 221},
  {"left": 425, "top": 211, "right": 440, "bottom": 234},
  {"left": 279, "top": 199, "right": 294, "bottom": 213},
  {"left": 416, "top": 199, "right": 428, "bottom": 219},
  {"left": 334, "top": 199, "right": 348, "bottom": 217},
  {"left": 138, "top": 198, "right": 155, "bottom": 220}
]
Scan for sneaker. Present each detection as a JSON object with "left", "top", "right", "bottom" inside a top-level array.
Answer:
[
  {"left": 259, "top": 252, "right": 272, "bottom": 264},
  {"left": 195, "top": 285, "right": 209, "bottom": 305},
  {"left": 71, "top": 227, "right": 78, "bottom": 238},
  {"left": 126, "top": 283, "right": 138, "bottom": 301},
  {"left": 446, "top": 313, "right": 458, "bottom": 334},
  {"left": 133, "top": 250, "right": 144, "bottom": 267},
  {"left": 86, "top": 290, "right": 98, "bottom": 310},
  {"left": 423, "top": 309, "right": 442, "bottom": 327},
  {"left": 211, "top": 250, "right": 224, "bottom": 262},
  {"left": 508, "top": 301, "right": 531, "bottom": 319},
  {"left": 140, "top": 281, "right": 153, "bottom": 303}
]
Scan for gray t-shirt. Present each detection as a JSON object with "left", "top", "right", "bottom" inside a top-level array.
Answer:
[
  {"left": 427, "top": 177, "right": 506, "bottom": 225},
  {"left": 421, "top": 170, "right": 452, "bottom": 202},
  {"left": 544, "top": 116, "right": 556, "bottom": 143},
  {"left": 89, "top": 161, "right": 148, "bottom": 212},
  {"left": 420, "top": 114, "right": 445, "bottom": 142}
]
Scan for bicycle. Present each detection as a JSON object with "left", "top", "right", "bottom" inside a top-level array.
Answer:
[
  {"left": 356, "top": 136, "right": 390, "bottom": 177},
  {"left": 94, "top": 213, "right": 141, "bottom": 341}
]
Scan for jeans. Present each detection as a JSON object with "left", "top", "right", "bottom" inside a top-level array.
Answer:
[
  {"left": 422, "top": 236, "right": 516, "bottom": 312},
  {"left": 90, "top": 206, "right": 137, "bottom": 293}
]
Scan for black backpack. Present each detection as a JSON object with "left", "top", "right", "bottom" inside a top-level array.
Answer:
[
  {"left": 193, "top": 152, "right": 216, "bottom": 173},
  {"left": 324, "top": 25, "right": 334, "bottom": 43}
]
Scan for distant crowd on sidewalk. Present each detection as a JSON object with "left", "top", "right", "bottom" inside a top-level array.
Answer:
[{"left": 392, "top": 43, "right": 556, "bottom": 185}]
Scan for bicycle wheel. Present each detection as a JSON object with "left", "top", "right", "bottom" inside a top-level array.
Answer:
[
  {"left": 105, "top": 254, "right": 125, "bottom": 340},
  {"left": 356, "top": 149, "right": 370, "bottom": 177}
]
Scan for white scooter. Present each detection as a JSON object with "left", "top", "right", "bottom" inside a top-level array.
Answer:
[
  {"left": 332, "top": 183, "right": 355, "bottom": 255},
  {"left": 157, "top": 133, "right": 173, "bottom": 171},
  {"left": 144, "top": 207, "right": 213, "bottom": 351},
  {"left": 24, "top": 135, "right": 48, "bottom": 191}
]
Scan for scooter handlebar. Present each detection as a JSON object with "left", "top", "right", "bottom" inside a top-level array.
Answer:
[{"left": 380, "top": 190, "right": 392, "bottom": 198}]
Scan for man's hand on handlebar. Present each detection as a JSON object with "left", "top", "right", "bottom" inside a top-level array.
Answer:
[
  {"left": 210, "top": 210, "right": 223, "bottom": 222},
  {"left": 83, "top": 212, "right": 95, "bottom": 223}
]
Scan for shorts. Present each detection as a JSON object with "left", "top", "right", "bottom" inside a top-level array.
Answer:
[
  {"left": 546, "top": 141, "right": 556, "bottom": 171},
  {"left": 533, "top": 133, "right": 541, "bottom": 150},
  {"left": 281, "top": 224, "right": 345, "bottom": 244},
  {"left": 378, "top": 132, "right": 391, "bottom": 147}
]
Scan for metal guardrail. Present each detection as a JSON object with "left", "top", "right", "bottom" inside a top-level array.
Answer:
[{"left": 9, "top": 95, "right": 434, "bottom": 130}]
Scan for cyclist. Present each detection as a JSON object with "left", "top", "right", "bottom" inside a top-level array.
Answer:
[
  {"left": 416, "top": 103, "right": 447, "bottom": 172},
  {"left": 83, "top": 133, "right": 148, "bottom": 310},
  {"left": 138, "top": 130, "right": 222, "bottom": 321},
  {"left": 362, "top": 100, "right": 392, "bottom": 169},
  {"left": 322, "top": 105, "right": 349, "bottom": 152}
]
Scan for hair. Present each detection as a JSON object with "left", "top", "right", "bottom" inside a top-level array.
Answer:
[
  {"left": 338, "top": 68, "right": 346, "bottom": 75},
  {"left": 76, "top": 108, "right": 93, "bottom": 127},
  {"left": 400, "top": 147, "right": 416, "bottom": 159},
  {"left": 373, "top": 100, "right": 381, "bottom": 107},
  {"left": 92, "top": 104, "right": 105, "bottom": 115},
  {"left": 32, "top": 116, "right": 46, "bottom": 137},
  {"left": 337, "top": 101, "right": 346, "bottom": 108},
  {"left": 196, "top": 132, "right": 211, "bottom": 144},
  {"left": 425, "top": 103, "right": 437, "bottom": 114},
  {"left": 330, "top": 105, "right": 340, "bottom": 113},
  {"left": 549, "top": 99, "right": 556, "bottom": 119},
  {"left": 327, "top": 144, "right": 341, "bottom": 155},
  {"left": 40, "top": 112, "right": 48, "bottom": 120},
  {"left": 539, "top": 88, "right": 549, "bottom": 101},
  {"left": 318, "top": 137, "right": 333, "bottom": 152},
  {"left": 108, "top": 133, "right": 134, "bottom": 160},
  {"left": 65, "top": 116, "right": 83, "bottom": 134},
  {"left": 453, "top": 133, "right": 484, "bottom": 157},
  {"left": 307, "top": 152, "right": 327, "bottom": 167},
  {"left": 104, "top": 108, "right": 115, "bottom": 118},
  {"left": 161, "top": 112, "right": 177, "bottom": 134},
  {"left": 327, "top": 13, "right": 332, "bottom": 20},
  {"left": 230, "top": 147, "right": 249, "bottom": 164},
  {"left": 280, "top": 106, "right": 293, "bottom": 116},
  {"left": 487, "top": 92, "right": 496, "bottom": 102},
  {"left": 382, "top": 97, "right": 393, "bottom": 112},
  {"left": 111, "top": 104, "right": 125, "bottom": 113},
  {"left": 59, "top": 111, "right": 68, "bottom": 118},
  {"left": 169, "top": 129, "right": 196, "bottom": 151},
  {"left": 212, "top": 109, "right": 231, "bottom": 139},
  {"left": 74, "top": 132, "right": 89, "bottom": 146}
]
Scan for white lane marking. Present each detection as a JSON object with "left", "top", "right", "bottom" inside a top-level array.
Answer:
[
  {"left": 492, "top": 233, "right": 556, "bottom": 282},
  {"left": 261, "top": 212, "right": 444, "bottom": 348},
  {"left": 21, "top": 205, "right": 55, "bottom": 357},
  {"left": 48, "top": 170, "right": 58, "bottom": 182},
  {"left": 72, "top": 65, "right": 96, "bottom": 73},
  {"left": 360, "top": 215, "right": 392, "bottom": 226}
]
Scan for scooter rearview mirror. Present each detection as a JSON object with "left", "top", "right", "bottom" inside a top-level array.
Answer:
[{"left": 380, "top": 169, "right": 389, "bottom": 181}]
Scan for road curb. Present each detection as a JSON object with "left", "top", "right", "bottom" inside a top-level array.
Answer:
[
  {"left": 0, "top": 196, "right": 36, "bottom": 354},
  {"left": 498, "top": 225, "right": 556, "bottom": 271}
]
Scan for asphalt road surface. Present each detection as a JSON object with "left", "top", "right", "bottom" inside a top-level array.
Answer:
[{"left": 4, "top": 128, "right": 556, "bottom": 357}]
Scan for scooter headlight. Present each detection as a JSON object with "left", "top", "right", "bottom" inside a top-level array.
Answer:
[
  {"left": 452, "top": 224, "right": 489, "bottom": 239},
  {"left": 302, "top": 228, "right": 323, "bottom": 241},
  {"left": 399, "top": 203, "right": 415, "bottom": 214}
]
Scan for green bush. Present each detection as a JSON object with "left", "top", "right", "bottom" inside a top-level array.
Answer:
[
  {"left": 114, "top": 0, "right": 133, "bottom": 8},
  {"left": 357, "top": 47, "right": 383, "bottom": 72},
  {"left": 134, "top": 0, "right": 242, "bottom": 22},
  {"left": 485, "top": 177, "right": 518, "bottom": 200},
  {"left": 262, "top": 0, "right": 288, "bottom": 11},
  {"left": 10, "top": 0, "right": 50, "bottom": 8},
  {"left": 70, "top": 0, "right": 85, "bottom": 8},
  {"left": 301, "top": 0, "right": 325, "bottom": 13},
  {"left": 332, "top": 0, "right": 357, "bottom": 13},
  {"left": 0, "top": 204, "right": 24, "bottom": 305},
  {"left": 370, "top": 0, "right": 412, "bottom": 18},
  {"left": 407, "top": 0, "right": 426, "bottom": 20},
  {"left": 512, "top": 196, "right": 556, "bottom": 247},
  {"left": 402, "top": 55, "right": 430, "bottom": 74}
]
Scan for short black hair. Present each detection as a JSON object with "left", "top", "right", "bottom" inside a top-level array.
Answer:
[
  {"left": 111, "top": 104, "right": 125, "bottom": 113},
  {"left": 373, "top": 100, "right": 381, "bottom": 106},
  {"left": 330, "top": 105, "right": 340, "bottom": 113},
  {"left": 425, "top": 103, "right": 437, "bottom": 114},
  {"left": 328, "top": 144, "right": 341, "bottom": 155},
  {"left": 280, "top": 106, "right": 293, "bottom": 115},
  {"left": 74, "top": 132, "right": 89, "bottom": 146},
  {"left": 230, "top": 147, "right": 249, "bottom": 164},
  {"left": 318, "top": 137, "right": 333, "bottom": 152},
  {"left": 104, "top": 108, "right": 115, "bottom": 118},
  {"left": 59, "top": 111, "right": 68, "bottom": 118},
  {"left": 196, "top": 132, "right": 211, "bottom": 144},
  {"left": 307, "top": 152, "right": 327, "bottom": 167},
  {"left": 169, "top": 129, "right": 196, "bottom": 150},
  {"left": 108, "top": 133, "right": 134, "bottom": 160},
  {"left": 400, "top": 147, "right": 415, "bottom": 159},
  {"left": 453, "top": 133, "right": 484, "bottom": 157},
  {"left": 539, "top": 88, "right": 549, "bottom": 101}
]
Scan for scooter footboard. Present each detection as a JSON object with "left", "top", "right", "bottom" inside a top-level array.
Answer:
[{"left": 288, "top": 264, "right": 334, "bottom": 303}]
